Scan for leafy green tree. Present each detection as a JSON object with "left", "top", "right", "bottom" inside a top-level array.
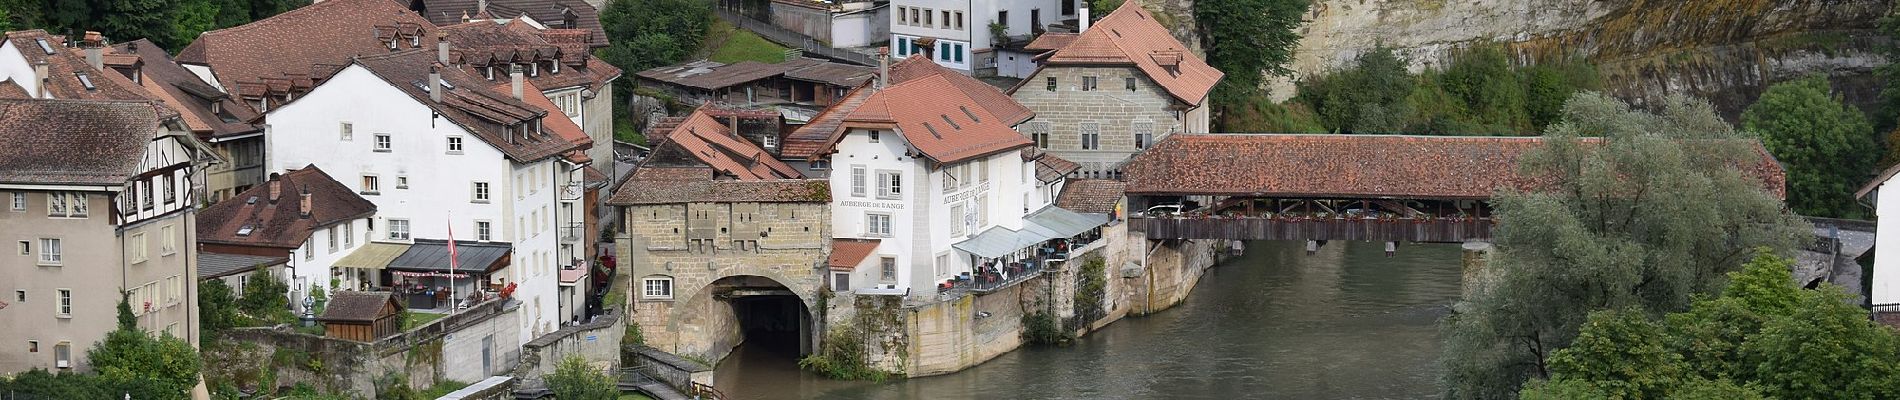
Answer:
[
  {"left": 86, "top": 293, "right": 203, "bottom": 399},
  {"left": 1742, "top": 74, "right": 1878, "bottom": 219},
  {"left": 1440, "top": 45, "right": 1528, "bottom": 132},
  {"left": 1197, "top": 0, "right": 1309, "bottom": 128},
  {"left": 171, "top": 0, "right": 219, "bottom": 46},
  {"left": 546, "top": 356, "right": 617, "bottom": 400},
  {"left": 1440, "top": 92, "right": 1810, "bottom": 399},
  {"left": 597, "top": 0, "right": 711, "bottom": 73},
  {"left": 237, "top": 271, "right": 294, "bottom": 324},
  {"left": 1520, "top": 60, "right": 1599, "bottom": 130},
  {"left": 1299, "top": 46, "right": 1413, "bottom": 133},
  {"left": 199, "top": 279, "right": 240, "bottom": 341},
  {"left": 1541, "top": 309, "right": 1685, "bottom": 398}
]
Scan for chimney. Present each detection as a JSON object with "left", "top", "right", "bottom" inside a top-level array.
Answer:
[
  {"left": 31, "top": 61, "right": 48, "bottom": 98},
  {"left": 436, "top": 31, "right": 450, "bottom": 65},
  {"left": 477, "top": 0, "right": 488, "bottom": 16},
  {"left": 268, "top": 178, "right": 281, "bottom": 203},
  {"left": 1079, "top": 5, "right": 1090, "bottom": 32},
  {"left": 876, "top": 47, "right": 888, "bottom": 89},
  {"left": 83, "top": 31, "right": 104, "bottom": 71},
  {"left": 428, "top": 65, "right": 442, "bottom": 103},
  {"left": 299, "top": 191, "right": 311, "bottom": 218},
  {"left": 510, "top": 64, "right": 524, "bottom": 100}
]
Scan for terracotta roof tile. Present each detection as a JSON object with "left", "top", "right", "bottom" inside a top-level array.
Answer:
[
  {"left": 176, "top": 0, "right": 439, "bottom": 100},
  {"left": 605, "top": 167, "right": 829, "bottom": 205},
  {"left": 1024, "top": 33, "right": 1078, "bottom": 52},
  {"left": 782, "top": 84, "right": 872, "bottom": 159},
  {"left": 3, "top": 30, "right": 158, "bottom": 102},
  {"left": 1057, "top": 179, "right": 1126, "bottom": 214},
  {"left": 781, "top": 61, "right": 877, "bottom": 87},
  {"left": 643, "top": 107, "right": 800, "bottom": 180},
  {"left": 0, "top": 79, "right": 27, "bottom": 98},
  {"left": 197, "top": 165, "right": 378, "bottom": 249},
  {"left": 0, "top": 98, "right": 170, "bottom": 186},
  {"left": 507, "top": 80, "right": 592, "bottom": 148},
  {"left": 831, "top": 74, "right": 1032, "bottom": 164},
  {"left": 413, "top": 0, "right": 607, "bottom": 47},
  {"left": 1027, "top": 148, "right": 1080, "bottom": 183},
  {"left": 887, "top": 56, "right": 1033, "bottom": 125},
  {"left": 1040, "top": 2, "right": 1222, "bottom": 105},
  {"left": 111, "top": 39, "right": 261, "bottom": 140},
  {"left": 351, "top": 49, "right": 583, "bottom": 162},
  {"left": 637, "top": 58, "right": 825, "bottom": 91},
  {"left": 443, "top": 20, "right": 616, "bottom": 91},
  {"left": 829, "top": 238, "right": 879, "bottom": 270},
  {"left": 1124, "top": 134, "right": 1786, "bottom": 200}
]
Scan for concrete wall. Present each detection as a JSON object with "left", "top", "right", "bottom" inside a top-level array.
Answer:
[
  {"left": 512, "top": 313, "right": 623, "bottom": 380},
  {"left": 619, "top": 200, "right": 830, "bottom": 362},
  {"left": 772, "top": 2, "right": 835, "bottom": 44}
]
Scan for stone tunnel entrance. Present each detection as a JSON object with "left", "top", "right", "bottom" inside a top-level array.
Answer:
[{"left": 709, "top": 275, "right": 815, "bottom": 359}]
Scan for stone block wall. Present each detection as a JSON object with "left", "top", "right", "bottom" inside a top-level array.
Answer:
[
  {"left": 1011, "top": 65, "right": 1206, "bottom": 175},
  {"left": 619, "top": 201, "right": 831, "bottom": 362},
  {"left": 513, "top": 314, "right": 625, "bottom": 380}
]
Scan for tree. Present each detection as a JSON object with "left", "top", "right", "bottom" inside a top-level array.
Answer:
[
  {"left": 1517, "top": 251, "right": 1900, "bottom": 399},
  {"left": 199, "top": 279, "right": 240, "bottom": 342},
  {"left": 546, "top": 356, "right": 617, "bottom": 400},
  {"left": 237, "top": 271, "right": 294, "bottom": 324},
  {"left": 1298, "top": 45, "right": 1413, "bottom": 133},
  {"left": 597, "top": 0, "right": 711, "bottom": 74},
  {"left": 1440, "top": 45, "right": 1528, "bottom": 132},
  {"left": 1742, "top": 74, "right": 1878, "bottom": 219},
  {"left": 85, "top": 293, "right": 203, "bottom": 399},
  {"left": 1440, "top": 92, "right": 1810, "bottom": 399},
  {"left": 1196, "top": 0, "right": 1309, "bottom": 129}
]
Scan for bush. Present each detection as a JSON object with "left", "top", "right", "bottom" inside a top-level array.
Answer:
[
  {"left": 1288, "top": 44, "right": 1599, "bottom": 135},
  {"left": 548, "top": 356, "right": 618, "bottom": 400},
  {"left": 237, "top": 271, "right": 295, "bottom": 325},
  {"left": 798, "top": 324, "right": 888, "bottom": 381},
  {"left": 1022, "top": 311, "right": 1070, "bottom": 345}
]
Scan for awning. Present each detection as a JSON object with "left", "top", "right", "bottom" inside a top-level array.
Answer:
[
  {"left": 953, "top": 226, "right": 1045, "bottom": 259},
  {"left": 1025, "top": 206, "right": 1110, "bottom": 238},
  {"left": 331, "top": 242, "right": 410, "bottom": 270},
  {"left": 387, "top": 239, "right": 512, "bottom": 274}
]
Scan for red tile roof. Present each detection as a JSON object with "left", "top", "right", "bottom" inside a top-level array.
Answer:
[
  {"left": 1039, "top": 2, "right": 1221, "bottom": 105},
  {"left": 176, "top": 0, "right": 439, "bottom": 100},
  {"left": 350, "top": 49, "right": 584, "bottom": 163},
  {"left": 442, "top": 19, "right": 617, "bottom": 91},
  {"left": 1026, "top": 148, "right": 1079, "bottom": 183},
  {"left": 412, "top": 0, "right": 607, "bottom": 48},
  {"left": 826, "top": 74, "right": 1032, "bottom": 164},
  {"left": 112, "top": 39, "right": 261, "bottom": 140},
  {"left": 0, "top": 98, "right": 173, "bottom": 186},
  {"left": 887, "top": 56, "right": 1033, "bottom": 126},
  {"left": 0, "top": 79, "right": 27, "bottom": 98},
  {"left": 1124, "top": 134, "right": 1787, "bottom": 200},
  {"left": 197, "top": 165, "right": 378, "bottom": 249},
  {"left": 507, "top": 80, "right": 593, "bottom": 148},
  {"left": 644, "top": 107, "right": 801, "bottom": 180},
  {"left": 829, "top": 238, "right": 880, "bottom": 270},
  {"left": 1024, "top": 33, "right": 1078, "bottom": 52},
  {"left": 782, "top": 84, "right": 873, "bottom": 160},
  {"left": 3, "top": 30, "right": 157, "bottom": 102},
  {"left": 1057, "top": 179, "right": 1126, "bottom": 214}
]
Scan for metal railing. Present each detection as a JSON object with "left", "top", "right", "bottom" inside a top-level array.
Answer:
[{"left": 715, "top": 10, "right": 878, "bottom": 66}]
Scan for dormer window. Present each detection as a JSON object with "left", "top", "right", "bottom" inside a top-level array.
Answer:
[
  {"left": 550, "top": 61, "right": 559, "bottom": 74},
  {"left": 486, "top": 66, "right": 496, "bottom": 80},
  {"left": 388, "top": 39, "right": 398, "bottom": 50},
  {"left": 73, "top": 73, "right": 94, "bottom": 90},
  {"left": 409, "top": 35, "right": 420, "bottom": 47}
]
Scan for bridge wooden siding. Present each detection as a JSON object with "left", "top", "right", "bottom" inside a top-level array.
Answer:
[{"left": 1130, "top": 217, "right": 1494, "bottom": 242}]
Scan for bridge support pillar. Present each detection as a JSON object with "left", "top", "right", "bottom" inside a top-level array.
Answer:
[{"left": 1461, "top": 242, "right": 1492, "bottom": 297}]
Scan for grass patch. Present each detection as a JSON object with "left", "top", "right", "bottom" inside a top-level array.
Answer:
[
  {"left": 405, "top": 312, "right": 447, "bottom": 328},
  {"left": 704, "top": 19, "right": 788, "bottom": 64}
]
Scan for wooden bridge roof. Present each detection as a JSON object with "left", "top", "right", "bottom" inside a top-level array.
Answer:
[{"left": 1123, "top": 134, "right": 1785, "bottom": 200}]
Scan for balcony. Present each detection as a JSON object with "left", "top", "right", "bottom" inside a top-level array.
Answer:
[
  {"left": 559, "top": 182, "right": 584, "bottom": 202},
  {"left": 560, "top": 223, "right": 586, "bottom": 243}
]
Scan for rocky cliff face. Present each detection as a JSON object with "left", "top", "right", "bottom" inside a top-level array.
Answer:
[{"left": 1268, "top": 0, "right": 1893, "bottom": 119}]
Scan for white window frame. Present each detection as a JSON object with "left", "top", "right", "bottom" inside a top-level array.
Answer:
[
  {"left": 37, "top": 238, "right": 60, "bottom": 266},
  {"left": 642, "top": 277, "right": 674, "bottom": 299},
  {"left": 472, "top": 182, "right": 491, "bottom": 203},
  {"left": 373, "top": 134, "right": 392, "bottom": 152},
  {"left": 476, "top": 220, "right": 492, "bottom": 242},
  {"left": 876, "top": 170, "right": 902, "bottom": 199},
  {"left": 850, "top": 165, "right": 867, "bottom": 198},
  {"left": 879, "top": 257, "right": 897, "bottom": 282},
  {"left": 396, "top": 176, "right": 409, "bottom": 190},
  {"left": 160, "top": 224, "right": 176, "bottom": 255},
  {"left": 447, "top": 136, "right": 465, "bottom": 154},
  {"left": 327, "top": 228, "right": 338, "bottom": 254},
  {"left": 388, "top": 218, "right": 411, "bottom": 241},
  {"left": 831, "top": 271, "right": 850, "bottom": 291},
  {"left": 868, "top": 130, "right": 880, "bottom": 143},
  {"left": 129, "top": 232, "right": 147, "bottom": 264},
  {"left": 339, "top": 122, "right": 353, "bottom": 141},
  {"left": 361, "top": 175, "right": 381, "bottom": 195},
  {"left": 55, "top": 289, "right": 71, "bottom": 317},
  {"left": 865, "top": 212, "right": 892, "bottom": 237},
  {"left": 10, "top": 192, "right": 23, "bottom": 211},
  {"left": 342, "top": 223, "right": 354, "bottom": 248},
  {"left": 303, "top": 240, "right": 314, "bottom": 261}
]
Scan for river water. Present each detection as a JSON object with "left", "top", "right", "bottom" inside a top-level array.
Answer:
[{"left": 714, "top": 241, "right": 1466, "bottom": 399}]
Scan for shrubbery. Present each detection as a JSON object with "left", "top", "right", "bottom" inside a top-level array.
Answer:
[{"left": 1286, "top": 45, "right": 1600, "bottom": 135}]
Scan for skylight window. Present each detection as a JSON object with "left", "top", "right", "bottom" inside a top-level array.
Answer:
[
  {"left": 236, "top": 224, "right": 254, "bottom": 236},
  {"left": 74, "top": 73, "right": 94, "bottom": 90},
  {"left": 34, "top": 38, "right": 54, "bottom": 55}
]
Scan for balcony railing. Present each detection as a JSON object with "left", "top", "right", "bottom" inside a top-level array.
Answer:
[
  {"left": 561, "top": 223, "right": 586, "bottom": 242},
  {"left": 559, "top": 182, "right": 584, "bottom": 201}
]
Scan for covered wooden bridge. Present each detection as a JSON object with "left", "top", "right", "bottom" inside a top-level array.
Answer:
[{"left": 1120, "top": 134, "right": 1785, "bottom": 243}]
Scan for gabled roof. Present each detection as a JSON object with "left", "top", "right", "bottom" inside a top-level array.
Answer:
[
  {"left": 411, "top": 0, "right": 607, "bottom": 47},
  {"left": 196, "top": 165, "right": 378, "bottom": 249},
  {"left": 350, "top": 49, "right": 583, "bottom": 162},
  {"left": 637, "top": 58, "right": 825, "bottom": 91},
  {"left": 0, "top": 98, "right": 172, "bottom": 186},
  {"left": 442, "top": 19, "right": 617, "bottom": 91},
  {"left": 1056, "top": 179, "right": 1125, "bottom": 214},
  {"left": 829, "top": 238, "right": 879, "bottom": 270},
  {"left": 176, "top": 0, "right": 439, "bottom": 98},
  {"left": 1037, "top": 1, "right": 1222, "bottom": 105},
  {"left": 643, "top": 107, "right": 800, "bottom": 180},
  {"left": 1858, "top": 163, "right": 1900, "bottom": 200},
  {"left": 319, "top": 291, "right": 401, "bottom": 323},
  {"left": 1024, "top": 33, "right": 1078, "bottom": 52},
  {"left": 2, "top": 30, "right": 157, "bottom": 101},
  {"left": 782, "top": 84, "right": 873, "bottom": 160},
  {"left": 0, "top": 79, "right": 26, "bottom": 98},
  {"left": 887, "top": 56, "right": 1033, "bottom": 126},
  {"left": 826, "top": 73, "right": 1033, "bottom": 164},
  {"left": 505, "top": 80, "right": 593, "bottom": 163},
  {"left": 111, "top": 39, "right": 261, "bottom": 140}
]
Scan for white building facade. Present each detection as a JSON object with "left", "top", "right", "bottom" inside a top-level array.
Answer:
[{"left": 888, "top": 0, "right": 1065, "bottom": 75}]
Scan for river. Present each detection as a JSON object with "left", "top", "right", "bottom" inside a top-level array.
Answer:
[{"left": 714, "top": 240, "right": 1466, "bottom": 399}]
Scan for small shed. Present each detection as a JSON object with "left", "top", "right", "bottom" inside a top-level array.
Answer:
[{"left": 318, "top": 291, "right": 405, "bottom": 341}]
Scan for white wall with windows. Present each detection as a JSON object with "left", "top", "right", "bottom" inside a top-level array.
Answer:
[{"left": 889, "top": 0, "right": 1062, "bottom": 72}]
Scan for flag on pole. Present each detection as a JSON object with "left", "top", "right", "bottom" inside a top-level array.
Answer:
[{"left": 447, "top": 214, "right": 459, "bottom": 314}]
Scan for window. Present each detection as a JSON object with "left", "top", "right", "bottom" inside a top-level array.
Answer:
[
  {"left": 374, "top": 134, "right": 392, "bottom": 152},
  {"left": 940, "top": 42, "right": 952, "bottom": 62},
  {"left": 954, "top": 43, "right": 965, "bottom": 63},
  {"left": 942, "top": 10, "right": 950, "bottom": 28},
  {"left": 56, "top": 289, "right": 71, "bottom": 316},
  {"left": 27, "top": 340, "right": 37, "bottom": 353},
  {"left": 161, "top": 225, "right": 176, "bottom": 255},
  {"left": 923, "top": 7, "right": 932, "bottom": 27},
  {"left": 327, "top": 228, "right": 338, "bottom": 253},
  {"left": 950, "top": 204, "right": 966, "bottom": 236},
  {"left": 876, "top": 171, "right": 902, "bottom": 199},
  {"left": 140, "top": 181, "right": 153, "bottom": 211},
  {"left": 761, "top": 134, "right": 776, "bottom": 149},
  {"left": 850, "top": 166, "right": 867, "bottom": 197},
  {"left": 477, "top": 221, "right": 492, "bottom": 241},
  {"left": 10, "top": 192, "right": 23, "bottom": 211},
  {"left": 811, "top": 160, "right": 830, "bottom": 170},
  {"left": 880, "top": 257, "right": 897, "bottom": 282},
  {"left": 66, "top": 193, "right": 85, "bottom": 217},
  {"left": 339, "top": 122, "right": 353, "bottom": 141},
  {"left": 998, "top": 10, "right": 1009, "bottom": 28},
  {"left": 865, "top": 213, "right": 892, "bottom": 237},
  {"left": 37, "top": 238, "right": 59, "bottom": 265},
  {"left": 832, "top": 272, "right": 850, "bottom": 291},
  {"left": 642, "top": 277, "right": 673, "bottom": 299},
  {"left": 447, "top": 136, "right": 464, "bottom": 153},
  {"left": 472, "top": 182, "right": 491, "bottom": 203},
  {"left": 1080, "top": 122, "right": 1101, "bottom": 150},
  {"left": 303, "top": 240, "right": 313, "bottom": 261},
  {"left": 16, "top": 241, "right": 25, "bottom": 255},
  {"left": 74, "top": 73, "right": 94, "bottom": 90},
  {"left": 361, "top": 175, "right": 380, "bottom": 194},
  {"left": 396, "top": 176, "right": 409, "bottom": 189},
  {"left": 1133, "top": 121, "right": 1155, "bottom": 150},
  {"left": 130, "top": 233, "right": 148, "bottom": 264},
  {"left": 165, "top": 276, "right": 179, "bottom": 305},
  {"left": 976, "top": 197, "right": 989, "bottom": 226},
  {"left": 388, "top": 219, "right": 410, "bottom": 240},
  {"left": 556, "top": 93, "right": 580, "bottom": 117},
  {"left": 1082, "top": 76, "right": 1099, "bottom": 91},
  {"left": 1126, "top": 77, "right": 1138, "bottom": 91},
  {"left": 868, "top": 130, "right": 880, "bottom": 143},
  {"left": 1046, "top": 77, "right": 1057, "bottom": 92},
  {"left": 47, "top": 192, "right": 65, "bottom": 216},
  {"left": 163, "top": 174, "right": 175, "bottom": 205},
  {"left": 1029, "top": 122, "right": 1050, "bottom": 149},
  {"left": 955, "top": 11, "right": 965, "bottom": 30},
  {"left": 15, "top": 290, "right": 24, "bottom": 302}
]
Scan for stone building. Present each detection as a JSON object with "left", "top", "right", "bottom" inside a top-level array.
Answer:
[
  {"left": 611, "top": 107, "right": 832, "bottom": 362},
  {"left": 0, "top": 98, "right": 215, "bottom": 374},
  {"left": 1007, "top": 1, "right": 1222, "bottom": 177}
]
